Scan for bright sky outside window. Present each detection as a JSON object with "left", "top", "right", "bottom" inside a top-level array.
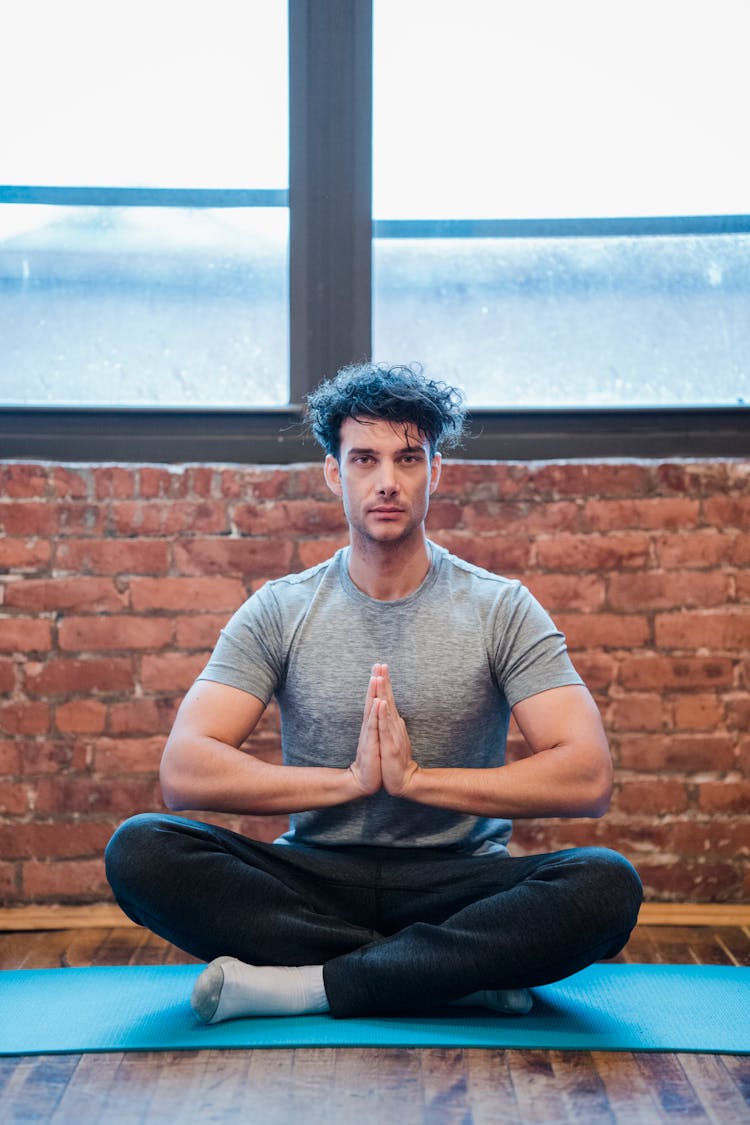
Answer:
[
  {"left": 373, "top": 1, "right": 750, "bottom": 410},
  {"left": 0, "top": 1, "right": 289, "bottom": 407}
]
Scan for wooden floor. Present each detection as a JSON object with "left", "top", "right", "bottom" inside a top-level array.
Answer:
[{"left": 0, "top": 922, "right": 748, "bottom": 1124}]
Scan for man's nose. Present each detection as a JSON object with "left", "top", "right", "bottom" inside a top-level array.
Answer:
[{"left": 376, "top": 462, "right": 398, "bottom": 494}]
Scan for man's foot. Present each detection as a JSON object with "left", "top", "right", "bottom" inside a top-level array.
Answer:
[
  {"left": 452, "top": 988, "right": 533, "bottom": 1015},
  {"left": 190, "top": 957, "right": 329, "bottom": 1024}
]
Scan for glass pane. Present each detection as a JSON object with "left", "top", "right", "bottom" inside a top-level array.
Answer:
[
  {"left": 0, "top": 206, "right": 288, "bottom": 406},
  {"left": 1, "top": 1, "right": 287, "bottom": 189},
  {"left": 374, "top": 234, "right": 750, "bottom": 408},
  {"left": 374, "top": 0, "right": 749, "bottom": 220},
  {"left": 373, "top": 0, "right": 750, "bottom": 407}
]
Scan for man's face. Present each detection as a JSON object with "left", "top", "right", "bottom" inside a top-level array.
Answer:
[{"left": 324, "top": 416, "right": 441, "bottom": 546}]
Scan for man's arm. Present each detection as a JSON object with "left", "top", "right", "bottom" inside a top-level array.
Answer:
[
  {"left": 376, "top": 667, "right": 613, "bottom": 819},
  {"left": 160, "top": 678, "right": 380, "bottom": 814}
]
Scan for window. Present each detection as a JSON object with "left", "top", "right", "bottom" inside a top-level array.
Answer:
[
  {"left": 0, "top": 1, "right": 288, "bottom": 406},
  {"left": 373, "top": 0, "right": 750, "bottom": 409},
  {"left": 1, "top": 0, "right": 748, "bottom": 460}
]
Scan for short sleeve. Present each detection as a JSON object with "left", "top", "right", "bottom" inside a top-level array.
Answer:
[
  {"left": 492, "top": 583, "right": 583, "bottom": 709},
  {"left": 197, "top": 583, "right": 284, "bottom": 704}
]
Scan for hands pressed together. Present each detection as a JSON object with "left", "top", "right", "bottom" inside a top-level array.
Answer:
[{"left": 349, "top": 664, "right": 420, "bottom": 799}]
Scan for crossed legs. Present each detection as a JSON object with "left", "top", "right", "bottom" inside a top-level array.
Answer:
[{"left": 105, "top": 813, "right": 643, "bottom": 1020}]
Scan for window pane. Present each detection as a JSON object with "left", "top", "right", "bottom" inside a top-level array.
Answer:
[
  {"left": 373, "top": 0, "right": 750, "bottom": 408},
  {"left": 374, "top": 0, "right": 748, "bottom": 220},
  {"left": 1, "top": 1, "right": 287, "bottom": 189},
  {"left": 374, "top": 234, "right": 750, "bottom": 407},
  {"left": 0, "top": 206, "right": 288, "bottom": 406}
]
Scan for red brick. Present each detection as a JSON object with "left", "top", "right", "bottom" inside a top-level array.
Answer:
[
  {"left": 50, "top": 467, "right": 90, "bottom": 499},
  {"left": 697, "top": 780, "right": 750, "bottom": 814},
  {"left": 58, "top": 616, "right": 174, "bottom": 652},
  {"left": 0, "top": 701, "right": 50, "bottom": 735},
  {"left": 184, "top": 467, "right": 215, "bottom": 498},
  {"left": 233, "top": 500, "right": 347, "bottom": 537},
  {"left": 615, "top": 778, "right": 689, "bottom": 815},
  {"left": 0, "top": 736, "right": 21, "bottom": 773},
  {"left": 140, "top": 652, "right": 208, "bottom": 693},
  {"left": 220, "top": 467, "right": 293, "bottom": 501},
  {"left": 0, "top": 464, "right": 48, "bottom": 498},
  {"left": 655, "top": 610, "right": 750, "bottom": 650},
  {"left": 428, "top": 531, "right": 531, "bottom": 574},
  {"left": 737, "top": 573, "right": 750, "bottom": 602},
  {"left": 704, "top": 495, "right": 750, "bottom": 530},
  {"left": 0, "top": 616, "right": 52, "bottom": 653},
  {"left": 725, "top": 694, "right": 750, "bottom": 730},
  {"left": 0, "top": 858, "right": 19, "bottom": 899},
  {"left": 129, "top": 576, "right": 246, "bottom": 612},
  {"left": 585, "top": 498, "right": 700, "bottom": 532},
  {"left": 608, "top": 572, "right": 728, "bottom": 612},
  {"left": 20, "top": 739, "right": 85, "bottom": 774},
  {"left": 55, "top": 539, "right": 170, "bottom": 575},
  {"left": 93, "top": 466, "right": 136, "bottom": 499},
  {"left": 618, "top": 734, "right": 735, "bottom": 773},
  {"left": 138, "top": 467, "right": 187, "bottom": 499},
  {"left": 175, "top": 614, "right": 230, "bottom": 649},
  {"left": 0, "top": 660, "right": 15, "bottom": 694},
  {"left": 529, "top": 461, "right": 651, "bottom": 498},
  {"left": 108, "top": 698, "right": 178, "bottom": 735},
  {"left": 173, "top": 538, "right": 294, "bottom": 579},
  {"left": 618, "top": 656, "right": 734, "bottom": 691},
  {"left": 22, "top": 857, "right": 111, "bottom": 900},
  {"left": 55, "top": 700, "right": 108, "bottom": 734},
  {"left": 654, "top": 530, "right": 735, "bottom": 569},
  {"left": 464, "top": 500, "right": 580, "bottom": 536},
  {"left": 0, "top": 781, "right": 30, "bottom": 814},
  {"left": 0, "top": 820, "right": 113, "bottom": 859},
  {"left": 655, "top": 461, "right": 732, "bottom": 495},
  {"left": 296, "top": 536, "right": 350, "bottom": 569},
  {"left": 438, "top": 461, "right": 531, "bottom": 500},
  {"left": 24, "top": 657, "right": 134, "bottom": 696},
  {"left": 556, "top": 613, "right": 650, "bottom": 649},
  {"left": 636, "top": 860, "right": 741, "bottom": 902},
  {"left": 525, "top": 574, "right": 605, "bottom": 613},
  {"left": 57, "top": 504, "right": 106, "bottom": 536},
  {"left": 0, "top": 539, "right": 52, "bottom": 570},
  {"left": 93, "top": 736, "right": 164, "bottom": 774},
  {"left": 34, "top": 775, "right": 162, "bottom": 815},
  {"left": 608, "top": 695, "right": 665, "bottom": 731},
  {"left": 535, "top": 533, "right": 650, "bottom": 572},
  {"left": 113, "top": 501, "right": 228, "bottom": 536},
  {"left": 573, "top": 653, "right": 616, "bottom": 692},
  {"left": 730, "top": 533, "right": 750, "bottom": 566},
  {"left": 423, "top": 499, "right": 463, "bottom": 530},
  {"left": 0, "top": 502, "right": 57, "bottom": 536},
  {"left": 672, "top": 820, "right": 750, "bottom": 858},
  {"left": 4, "top": 577, "right": 127, "bottom": 613},
  {"left": 673, "top": 694, "right": 725, "bottom": 730}
]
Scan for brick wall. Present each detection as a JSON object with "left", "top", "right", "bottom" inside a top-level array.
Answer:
[{"left": 1, "top": 458, "right": 748, "bottom": 905}]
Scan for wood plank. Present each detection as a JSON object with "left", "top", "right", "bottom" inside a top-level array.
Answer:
[
  {"left": 3, "top": 901, "right": 750, "bottom": 932},
  {"left": 678, "top": 1054, "right": 750, "bottom": 1125}
]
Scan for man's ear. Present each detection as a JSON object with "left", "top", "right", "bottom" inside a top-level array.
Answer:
[
  {"left": 324, "top": 454, "right": 343, "bottom": 497},
  {"left": 429, "top": 452, "right": 442, "bottom": 494}
]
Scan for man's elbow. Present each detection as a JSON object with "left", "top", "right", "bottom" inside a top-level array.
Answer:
[
  {"left": 159, "top": 744, "right": 194, "bottom": 811},
  {"left": 584, "top": 760, "right": 614, "bottom": 818}
]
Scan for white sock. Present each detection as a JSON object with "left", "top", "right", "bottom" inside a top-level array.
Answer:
[
  {"left": 191, "top": 958, "right": 329, "bottom": 1024},
  {"left": 451, "top": 988, "right": 533, "bottom": 1015}
]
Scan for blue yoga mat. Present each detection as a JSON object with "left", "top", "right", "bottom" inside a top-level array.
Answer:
[{"left": 0, "top": 963, "right": 747, "bottom": 1056}]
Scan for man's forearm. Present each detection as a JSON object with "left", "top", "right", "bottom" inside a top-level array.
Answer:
[
  {"left": 160, "top": 735, "right": 367, "bottom": 815},
  {"left": 402, "top": 746, "right": 613, "bottom": 820}
]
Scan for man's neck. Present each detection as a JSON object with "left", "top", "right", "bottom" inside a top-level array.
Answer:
[{"left": 347, "top": 532, "right": 433, "bottom": 601}]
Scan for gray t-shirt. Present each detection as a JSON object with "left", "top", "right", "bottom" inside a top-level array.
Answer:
[{"left": 198, "top": 542, "right": 583, "bottom": 854}]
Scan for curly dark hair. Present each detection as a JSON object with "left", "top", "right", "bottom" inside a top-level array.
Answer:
[{"left": 306, "top": 362, "right": 466, "bottom": 458}]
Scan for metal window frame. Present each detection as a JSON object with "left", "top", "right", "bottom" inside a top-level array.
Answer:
[{"left": 0, "top": 0, "right": 748, "bottom": 464}]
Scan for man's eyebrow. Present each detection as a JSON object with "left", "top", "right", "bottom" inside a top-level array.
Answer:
[{"left": 345, "top": 445, "right": 427, "bottom": 457}]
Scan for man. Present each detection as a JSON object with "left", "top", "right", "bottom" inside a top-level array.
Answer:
[{"left": 106, "top": 362, "right": 642, "bottom": 1023}]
